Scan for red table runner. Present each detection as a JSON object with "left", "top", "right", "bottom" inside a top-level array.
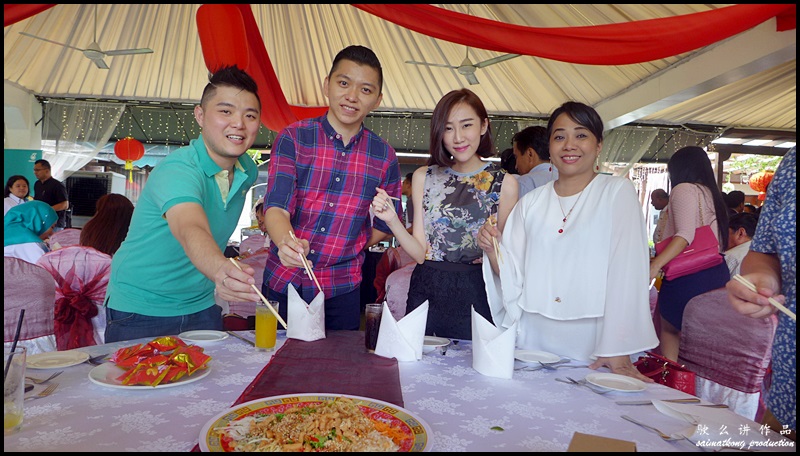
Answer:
[{"left": 192, "top": 331, "right": 403, "bottom": 451}]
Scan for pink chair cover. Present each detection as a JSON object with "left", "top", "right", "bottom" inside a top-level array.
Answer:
[
  {"left": 384, "top": 263, "right": 415, "bottom": 321},
  {"left": 4, "top": 257, "right": 57, "bottom": 355},
  {"left": 678, "top": 287, "right": 777, "bottom": 420},
  {"left": 49, "top": 228, "right": 82, "bottom": 249},
  {"left": 225, "top": 250, "right": 269, "bottom": 317},
  {"left": 36, "top": 246, "right": 112, "bottom": 349},
  {"left": 373, "top": 246, "right": 415, "bottom": 303},
  {"left": 239, "top": 234, "right": 269, "bottom": 256}
]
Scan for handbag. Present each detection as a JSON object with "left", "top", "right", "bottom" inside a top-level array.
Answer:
[
  {"left": 634, "top": 351, "right": 696, "bottom": 395},
  {"left": 654, "top": 189, "right": 723, "bottom": 280}
]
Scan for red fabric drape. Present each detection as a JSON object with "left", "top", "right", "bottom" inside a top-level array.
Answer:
[
  {"left": 197, "top": 4, "right": 327, "bottom": 133},
  {"left": 3, "top": 4, "right": 55, "bottom": 27},
  {"left": 353, "top": 4, "right": 796, "bottom": 65}
]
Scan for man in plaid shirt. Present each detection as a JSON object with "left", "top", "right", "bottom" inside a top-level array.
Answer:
[{"left": 262, "top": 45, "right": 402, "bottom": 330}]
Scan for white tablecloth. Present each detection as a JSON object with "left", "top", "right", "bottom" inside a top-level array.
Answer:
[{"left": 6, "top": 332, "right": 795, "bottom": 452}]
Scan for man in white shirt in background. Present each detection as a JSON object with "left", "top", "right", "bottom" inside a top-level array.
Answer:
[
  {"left": 512, "top": 126, "right": 558, "bottom": 198},
  {"left": 725, "top": 212, "right": 759, "bottom": 276}
]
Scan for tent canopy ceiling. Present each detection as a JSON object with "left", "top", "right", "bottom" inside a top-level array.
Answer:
[{"left": 4, "top": 4, "right": 796, "bottom": 165}]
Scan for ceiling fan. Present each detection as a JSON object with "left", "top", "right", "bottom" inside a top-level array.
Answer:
[
  {"left": 19, "top": 5, "right": 153, "bottom": 70},
  {"left": 406, "top": 47, "right": 520, "bottom": 86},
  {"left": 405, "top": 5, "right": 519, "bottom": 85}
]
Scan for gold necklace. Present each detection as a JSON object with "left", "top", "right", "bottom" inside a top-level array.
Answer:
[{"left": 554, "top": 185, "right": 586, "bottom": 234}]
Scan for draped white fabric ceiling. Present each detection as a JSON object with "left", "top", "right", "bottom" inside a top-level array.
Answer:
[{"left": 4, "top": 4, "right": 796, "bottom": 142}]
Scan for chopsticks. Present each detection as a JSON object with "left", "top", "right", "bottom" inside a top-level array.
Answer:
[
  {"left": 732, "top": 274, "right": 796, "bottom": 321},
  {"left": 228, "top": 258, "right": 288, "bottom": 329},
  {"left": 226, "top": 331, "right": 255, "bottom": 347},
  {"left": 288, "top": 231, "right": 323, "bottom": 294},
  {"left": 489, "top": 217, "right": 503, "bottom": 264}
]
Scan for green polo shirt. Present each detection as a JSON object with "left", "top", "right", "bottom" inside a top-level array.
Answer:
[{"left": 107, "top": 135, "right": 258, "bottom": 316}]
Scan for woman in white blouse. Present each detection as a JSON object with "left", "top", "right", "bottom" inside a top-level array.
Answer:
[
  {"left": 3, "top": 175, "right": 31, "bottom": 216},
  {"left": 479, "top": 101, "right": 658, "bottom": 381}
]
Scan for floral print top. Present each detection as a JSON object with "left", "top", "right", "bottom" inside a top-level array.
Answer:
[{"left": 422, "top": 162, "right": 506, "bottom": 264}]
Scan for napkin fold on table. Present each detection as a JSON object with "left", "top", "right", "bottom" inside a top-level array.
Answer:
[
  {"left": 286, "top": 286, "right": 325, "bottom": 342},
  {"left": 471, "top": 306, "right": 518, "bottom": 379},
  {"left": 374, "top": 301, "right": 428, "bottom": 362}
]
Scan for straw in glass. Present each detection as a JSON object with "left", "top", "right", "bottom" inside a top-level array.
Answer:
[{"left": 4, "top": 309, "right": 25, "bottom": 383}]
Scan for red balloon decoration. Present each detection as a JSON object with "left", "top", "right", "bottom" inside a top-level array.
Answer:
[
  {"left": 114, "top": 137, "right": 145, "bottom": 182},
  {"left": 748, "top": 170, "right": 774, "bottom": 201}
]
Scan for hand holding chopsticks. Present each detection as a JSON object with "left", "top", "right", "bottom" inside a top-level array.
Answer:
[
  {"left": 732, "top": 274, "right": 796, "bottom": 321},
  {"left": 228, "top": 258, "right": 288, "bottom": 329},
  {"left": 288, "top": 231, "right": 323, "bottom": 294},
  {"left": 488, "top": 216, "right": 503, "bottom": 264}
]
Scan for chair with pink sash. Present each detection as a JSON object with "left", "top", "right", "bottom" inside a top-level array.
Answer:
[
  {"left": 36, "top": 246, "right": 112, "bottom": 349},
  {"left": 384, "top": 263, "right": 415, "bottom": 321},
  {"left": 48, "top": 228, "right": 82, "bottom": 249},
  {"left": 678, "top": 287, "right": 777, "bottom": 421},
  {"left": 4, "top": 257, "right": 57, "bottom": 355},
  {"left": 220, "top": 249, "right": 269, "bottom": 318},
  {"left": 239, "top": 234, "right": 269, "bottom": 257}
]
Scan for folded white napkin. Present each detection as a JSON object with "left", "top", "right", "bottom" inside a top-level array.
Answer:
[
  {"left": 286, "top": 286, "right": 325, "bottom": 342},
  {"left": 471, "top": 307, "right": 517, "bottom": 379},
  {"left": 374, "top": 301, "right": 428, "bottom": 362}
]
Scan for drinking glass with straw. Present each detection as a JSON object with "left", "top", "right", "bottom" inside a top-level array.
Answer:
[{"left": 3, "top": 309, "right": 24, "bottom": 383}]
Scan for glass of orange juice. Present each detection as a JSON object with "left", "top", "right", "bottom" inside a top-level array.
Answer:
[
  {"left": 4, "top": 346, "right": 26, "bottom": 435},
  {"left": 255, "top": 300, "right": 279, "bottom": 351}
]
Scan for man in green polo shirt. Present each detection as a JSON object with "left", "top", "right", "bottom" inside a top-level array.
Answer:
[{"left": 104, "top": 66, "right": 262, "bottom": 342}]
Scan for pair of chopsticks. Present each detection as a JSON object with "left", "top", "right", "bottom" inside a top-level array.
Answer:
[
  {"left": 489, "top": 217, "right": 503, "bottom": 264},
  {"left": 288, "top": 231, "right": 323, "bottom": 294},
  {"left": 732, "top": 274, "right": 796, "bottom": 321},
  {"left": 228, "top": 258, "right": 288, "bottom": 329}
]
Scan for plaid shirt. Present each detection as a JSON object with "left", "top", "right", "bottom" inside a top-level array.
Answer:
[{"left": 264, "top": 114, "right": 402, "bottom": 296}]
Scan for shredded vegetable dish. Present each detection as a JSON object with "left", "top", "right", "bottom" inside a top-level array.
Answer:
[{"left": 216, "top": 397, "right": 412, "bottom": 452}]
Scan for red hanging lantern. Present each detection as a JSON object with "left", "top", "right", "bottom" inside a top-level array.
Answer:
[
  {"left": 748, "top": 170, "right": 774, "bottom": 201},
  {"left": 114, "top": 137, "right": 145, "bottom": 183}
]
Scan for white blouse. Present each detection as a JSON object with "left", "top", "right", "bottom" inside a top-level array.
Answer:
[
  {"left": 484, "top": 174, "right": 658, "bottom": 361},
  {"left": 3, "top": 195, "right": 27, "bottom": 216}
]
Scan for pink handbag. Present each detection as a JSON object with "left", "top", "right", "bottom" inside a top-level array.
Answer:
[{"left": 655, "top": 190, "right": 723, "bottom": 280}]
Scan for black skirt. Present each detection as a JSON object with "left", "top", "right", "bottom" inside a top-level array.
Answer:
[
  {"left": 658, "top": 260, "right": 730, "bottom": 330},
  {"left": 405, "top": 261, "right": 493, "bottom": 340}
]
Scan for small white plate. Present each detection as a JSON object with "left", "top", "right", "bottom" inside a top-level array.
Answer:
[
  {"left": 27, "top": 351, "right": 90, "bottom": 369},
  {"left": 514, "top": 350, "right": 561, "bottom": 364},
  {"left": 423, "top": 336, "right": 450, "bottom": 353},
  {"left": 585, "top": 372, "right": 646, "bottom": 392},
  {"left": 178, "top": 330, "right": 229, "bottom": 344},
  {"left": 88, "top": 362, "right": 211, "bottom": 389}
]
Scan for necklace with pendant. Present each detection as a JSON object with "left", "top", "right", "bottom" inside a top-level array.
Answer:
[{"left": 555, "top": 186, "right": 585, "bottom": 234}]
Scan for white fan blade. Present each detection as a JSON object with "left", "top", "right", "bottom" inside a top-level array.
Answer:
[
  {"left": 405, "top": 60, "right": 456, "bottom": 69},
  {"left": 19, "top": 32, "right": 86, "bottom": 52},
  {"left": 92, "top": 58, "right": 110, "bottom": 70},
  {"left": 105, "top": 48, "right": 153, "bottom": 56},
  {"left": 473, "top": 53, "right": 521, "bottom": 69},
  {"left": 465, "top": 73, "right": 480, "bottom": 85}
]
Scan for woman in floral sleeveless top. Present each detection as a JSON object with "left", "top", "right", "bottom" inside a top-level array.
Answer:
[{"left": 373, "top": 88, "right": 518, "bottom": 339}]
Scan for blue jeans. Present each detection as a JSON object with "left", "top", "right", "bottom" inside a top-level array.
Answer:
[{"left": 104, "top": 304, "right": 222, "bottom": 343}]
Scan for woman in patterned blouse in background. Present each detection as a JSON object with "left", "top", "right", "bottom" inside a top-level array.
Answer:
[{"left": 372, "top": 88, "right": 518, "bottom": 339}]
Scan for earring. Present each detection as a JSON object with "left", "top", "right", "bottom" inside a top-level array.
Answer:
[
  {"left": 549, "top": 160, "right": 552, "bottom": 172},
  {"left": 595, "top": 157, "right": 600, "bottom": 172}
]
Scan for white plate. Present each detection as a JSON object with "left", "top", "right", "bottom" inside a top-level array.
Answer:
[
  {"left": 423, "top": 336, "right": 450, "bottom": 353},
  {"left": 27, "top": 351, "right": 89, "bottom": 369},
  {"left": 88, "top": 362, "right": 211, "bottom": 389},
  {"left": 514, "top": 350, "right": 561, "bottom": 364},
  {"left": 585, "top": 372, "right": 646, "bottom": 392},
  {"left": 178, "top": 330, "right": 229, "bottom": 344}
]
